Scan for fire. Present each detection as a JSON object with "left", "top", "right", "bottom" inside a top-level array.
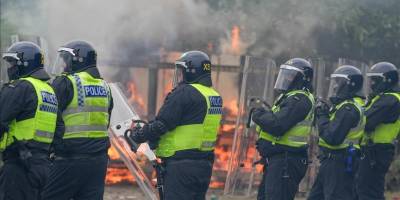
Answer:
[
  {"left": 161, "top": 70, "right": 174, "bottom": 98},
  {"left": 209, "top": 180, "right": 225, "bottom": 189},
  {"left": 106, "top": 167, "right": 135, "bottom": 185},
  {"left": 231, "top": 25, "right": 241, "bottom": 55},
  {"left": 213, "top": 146, "right": 231, "bottom": 171},
  {"left": 108, "top": 145, "right": 120, "bottom": 160},
  {"left": 226, "top": 99, "right": 239, "bottom": 118},
  {"left": 126, "top": 81, "right": 146, "bottom": 113},
  {"left": 105, "top": 69, "right": 261, "bottom": 190},
  {"left": 106, "top": 146, "right": 135, "bottom": 185},
  {"left": 220, "top": 124, "right": 235, "bottom": 136},
  {"left": 220, "top": 99, "right": 239, "bottom": 132}
]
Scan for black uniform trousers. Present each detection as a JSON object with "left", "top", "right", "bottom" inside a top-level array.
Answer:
[
  {"left": 257, "top": 154, "right": 308, "bottom": 200},
  {"left": 308, "top": 153, "right": 359, "bottom": 200},
  {"left": 356, "top": 145, "right": 394, "bottom": 200},
  {"left": 163, "top": 159, "right": 213, "bottom": 200},
  {"left": 41, "top": 153, "right": 108, "bottom": 200},
  {"left": 0, "top": 157, "right": 51, "bottom": 200}
]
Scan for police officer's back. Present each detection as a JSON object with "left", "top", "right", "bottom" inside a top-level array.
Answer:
[
  {"left": 0, "top": 42, "right": 58, "bottom": 200},
  {"left": 129, "top": 51, "right": 222, "bottom": 200},
  {"left": 356, "top": 62, "right": 400, "bottom": 200},
  {"left": 308, "top": 65, "right": 365, "bottom": 200},
  {"left": 41, "top": 41, "right": 113, "bottom": 200},
  {"left": 252, "top": 58, "right": 315, "bottom": 200}
]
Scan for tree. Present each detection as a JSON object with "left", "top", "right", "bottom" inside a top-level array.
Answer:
[{"left": 314, "top": 0, "right": 400, "bottom": 66}]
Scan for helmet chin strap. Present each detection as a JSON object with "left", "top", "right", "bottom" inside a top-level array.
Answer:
[
  {"left": 71, "top": 64, "right": 96, "bottom": 73},
  {"left": 371, "top": 82, "right": 388, "bottom": 96},
  {"left": 7, "top": 66, "right": 20, "bottom": 81},
  {"left": 330, "top": 92, "right": 354, "bottom": 105},
  {"left": 186, "top": 73, "right": 211, "bottom": 84}
]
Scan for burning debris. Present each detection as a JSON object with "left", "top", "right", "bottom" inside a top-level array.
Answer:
[
  {"left": 106, "top": 146, "right": 135, "bottom": 185},
  {"left": 106, "top": 81, "right": 246, "bottom": 189}
]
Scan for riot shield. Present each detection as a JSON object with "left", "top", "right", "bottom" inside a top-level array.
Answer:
[
  {"left": 224, "top": 56, "right": 277, "bottom": 197},
  {"left": 108, "top": 83, "right": 158, "bottom": 200},
  {"left": 0, "top": 60, "right": 8, "bottom": 88}
]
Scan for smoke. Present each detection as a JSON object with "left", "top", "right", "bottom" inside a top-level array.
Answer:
[
  {"left": 225, "top": 0, "right": 323, "bottom": 59},
  {"left": 1, "top": 0, "right": 217, "bottom": 61},
  {"left": 1, "top": 0, "right": 332, "bottom": 64}
]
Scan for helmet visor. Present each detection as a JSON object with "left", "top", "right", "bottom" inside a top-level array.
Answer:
[
  {"left": 366, "top": 72, "right": 385, "bottom": 95},
  {"left": 0, "top": 64, "right": 7, "bottom": 85},
  {"left": 2, "top": 53, "right": 20, "bottom": 82},
  {"left": 274, "top": 65, "right": 302, "bottom": 92},
  {"left": 173, "top": 61, "right": 187, "bottom": 87},
  {"left": 328, "top": 74, "right": 349, "bottom": 98},
  {"left": 50, "top": 47, "right": 74, "bottom": 75},
  {"left": 2, "top": 57, "right": 18, "bottom": 69}
]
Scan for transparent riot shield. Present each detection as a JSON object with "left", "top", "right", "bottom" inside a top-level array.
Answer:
[
  {"left": 108, "top": 83, "right": 158, "bottom": 200},
  {"left": 224, "top": 56, "right": 277, "bottom": 197},
  {"left": 0, "top": 60, "right": 8, "bottom": 88}
]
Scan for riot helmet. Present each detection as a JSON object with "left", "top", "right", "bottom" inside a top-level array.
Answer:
[
  {"left": 367, "top": 62, "right": 398, "bottom": 96},
  {"left": 274, "top": 58, "right": 313, "bottom": 93},
  {"left": 328, "top": 65, "right": 363, "bottom": 104},
  {"left": 2, "top": 41, "right": 44, "bottom": 80},
  {"left": 52, "top": 40, "right": 96, "bottom": 74},
  {"left": 173, "top": 51, "right": 212, "bottom": 87}
]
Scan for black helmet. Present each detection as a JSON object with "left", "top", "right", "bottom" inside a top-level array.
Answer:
[
  {"left": 52, "top": 40, "right": 96, "bottom": 74},
  {"left": 367, "top": 62, "right": 398, "bottom": 95},
  {"left": 274, "top": 58, "right": 313, "bottom": 93},
  {"left": 2, "top": 41, "right": 44, "bottom": 80},
  {"left": 328, "top": 65, "right": 363, "bottom": 104},
  {"left": 173, "top": 51, "right": 212, "bottom": 86}
]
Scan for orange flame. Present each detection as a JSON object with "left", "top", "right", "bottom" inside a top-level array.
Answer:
[
  {"left": 213, "top": 146, "right": 231, "bottom": 171},
  {"left": 209, "top": 181, "right": 225, "bottom": 189},
  {"left": 162, "top": 70, "right": 174, "bottom": 97},
  {"left": 126, "top": 81, "right": 146, "bottom": 114},
  {"left": 106, "top": 146, "right": 135, "bottom": 185},
  {"left": 105, "top": 71, "right": 261, "bottom": 189},
  {"left": 108, "top": 145, "right": 120, "bottom": 160},
  {"left": 231, "top": 25, "right": 241, "bottom": 55},
  {"left": 106, "top": 167, "right": 135, "bottom": 185},
  {"left": 226, "top": 99, "right": 239, "bottom": 119}
]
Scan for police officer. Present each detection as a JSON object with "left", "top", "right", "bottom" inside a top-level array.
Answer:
[
  {"left": 308, "top": 65, "right": 365, "bottom": 200},
  {"left": 0, "top": 42, "right": 58, "bottom": 200},
  {"left": 128, "top": 51, "right": 222, "bottom": 200},
  {"left": 252, "top": 58, "right": 314, "bottom": 200},
  {"left": 356, "top": 62, "right": 400, "bottom": 200},
  {"left": 41, "top": 40, "right": 113, "bottom": 200}
]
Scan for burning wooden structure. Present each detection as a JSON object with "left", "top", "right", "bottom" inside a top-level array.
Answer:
[{"left": 102, "top": 51, "right": 250, "bottom": 189}]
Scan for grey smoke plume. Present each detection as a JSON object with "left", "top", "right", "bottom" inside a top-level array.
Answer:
[
  {"left": 1, "top": 0, "right": 217, "bottom": 61},
  {"left": 1, "top": 0, "right": 324, "bottom": 64}
]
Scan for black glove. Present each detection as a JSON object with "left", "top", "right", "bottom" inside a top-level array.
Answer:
[
  {"left": 148, "top": 140, "right": 159, "bottom": 150},
  {"left": 255, "top": 139, "right": 268, "bottom": 158},
  {"left": 14, "top": 139, "right": 33, "bottom": 170},
  {"left": 315, "top": 99, "right": 330, "bottom": 117},
  {"left": 365, "top": 94, "right": 376, "bottom": 107},
  {"left": 252, "top": 107, "right": 267, "bottom": 117},
  {"left": 251, "top": 98, "right": 271, "bottom": 109},
  {"left": 130, "top": 125, "right": 148, "bottom": 144},
  {"left": 0, "top": 125, "right": 8, "bottom": 136}
]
